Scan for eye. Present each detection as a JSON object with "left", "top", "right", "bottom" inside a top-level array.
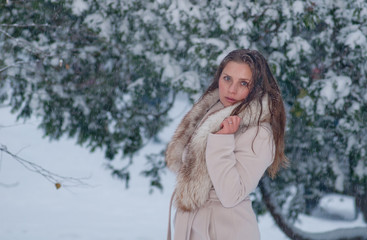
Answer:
[
  {"left": 223, "top": 75, "right": 231, "bottom": 81},
  {"left": 241, "top": 81, "right": 249, "bottom": 87}
]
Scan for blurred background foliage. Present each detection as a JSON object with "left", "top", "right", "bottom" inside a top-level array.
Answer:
[{"left": 1, "top": 0, "right": 366, "bottom": 238}]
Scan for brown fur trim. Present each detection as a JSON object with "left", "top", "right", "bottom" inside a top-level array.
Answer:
[
  {"left": 165, "top": 90, "right": 220, "bottom": 173},
  {"left": 166, "top": 90, "right": 270, "bottom": 211}
]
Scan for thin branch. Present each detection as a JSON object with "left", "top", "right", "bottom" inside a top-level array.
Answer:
[
  {"left": 0, "top": 28, "right": 16, "bottom": 39},
  {"left": 252, "top": 0, "right": 275, "bottom": 24},
  {"left": 0, "top": 182, "right": 19, "bottom": 188},
  {"left": 0, "top": 144, "right": 90, "bottom": 189},
  {"left": 0, "top": 61, "right": 26, "bottom": 73},
  {"left": 0, "top": 23, "right": 54, "bottom": 28},
  {"left": 13, "top": 144, "right": 30, "bottom": 156},
  {"left": 0, "top": 122, "right": 28, "bottom": 128},
  {"left": 0, "top": 28, "right": 50, "bottom": 57}
]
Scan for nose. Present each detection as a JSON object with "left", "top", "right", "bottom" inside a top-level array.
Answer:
[{"left": 228, "top": 82, "right": 237, "bottom": 94}]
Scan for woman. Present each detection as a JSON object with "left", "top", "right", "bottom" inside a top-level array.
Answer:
[{"left": 166, "top": 49, "right": 287, "bottom": 240}]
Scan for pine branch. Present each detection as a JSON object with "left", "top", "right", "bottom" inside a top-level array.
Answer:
[{"left": 0, "top": 28, "right": 50, "bottom": 57}]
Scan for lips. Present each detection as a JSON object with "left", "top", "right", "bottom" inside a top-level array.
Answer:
[{"left": 225, "top": 97, "right": 237, "bottom": 103}]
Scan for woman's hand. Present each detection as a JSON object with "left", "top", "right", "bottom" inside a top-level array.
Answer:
[{"left": 216, "top": 116, "right": 241, "bottom": 134}]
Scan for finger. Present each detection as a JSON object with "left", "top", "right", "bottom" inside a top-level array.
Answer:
[
  {"left": 229, "top": 116, "right": 240, "bottom": 131},
  {"left": 233, "top": 116, "right": 240, "bottom": 123},
  {"left": 232, "top": 116, "right": 240, "bottom": 125},
  {"left": 235, "top": 118, "right": 241, "bottom": 127},
  {"left": 227, "top": 116, "right": 234, "bottom": 124},
  {"left": 224, "top": 121, "right": 231, "bottom": 128}
]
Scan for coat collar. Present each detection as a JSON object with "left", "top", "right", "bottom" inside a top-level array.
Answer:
[{"left": 166, "top": 89, "right": 270, "bottom": 211}]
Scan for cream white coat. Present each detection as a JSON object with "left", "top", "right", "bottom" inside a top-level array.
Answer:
[{"left": 166, "top": 89, "right": 274, "bottom": 240}]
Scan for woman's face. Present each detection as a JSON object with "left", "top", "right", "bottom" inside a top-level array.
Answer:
[{"left": 218, "top": 61, "right": 252, "bottom": 107}]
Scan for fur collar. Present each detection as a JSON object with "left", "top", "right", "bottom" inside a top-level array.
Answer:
[{"left": 165, "top": 89, "right": 270, "bottom": 211}]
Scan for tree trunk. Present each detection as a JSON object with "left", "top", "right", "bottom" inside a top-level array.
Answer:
[
  {"left": 259, "top": 178, "right": 367, "bottom": 240},
  {"left": 356, "top": 193, "right": 367, "bottom": 223}
]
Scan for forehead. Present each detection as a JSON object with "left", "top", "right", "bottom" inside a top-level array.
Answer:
[{"left": 222, "top": 61, "right": 252, "bottom": 79}]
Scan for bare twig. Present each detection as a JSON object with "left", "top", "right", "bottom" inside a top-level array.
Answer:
[
  {"left": 0, "top": 61, "right": 26, "bottom": 73},
  {"left": 0, "top": 122, "right": 27, "bottom": 128},
  {"left": 0, "top": 144, "right": 90, "bottom": 189},
  {"left": 0, "top": 182, "right": 19, "bottom": 188}
]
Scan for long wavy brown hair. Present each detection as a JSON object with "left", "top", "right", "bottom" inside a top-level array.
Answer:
[{"left": 203, "top": 49, "right": 288, "bottom": 178}]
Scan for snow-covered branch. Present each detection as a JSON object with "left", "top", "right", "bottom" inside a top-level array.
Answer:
[
  {"left": 0, "top": 23, "right": 53, "bottom": 28},
  {"left": 0, "top": 28, "right": 50, "bottom": 57},
  {"left": 0, "top": 61, "right": 25, "bottom": 73}
]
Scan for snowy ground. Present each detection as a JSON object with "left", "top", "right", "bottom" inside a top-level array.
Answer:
[{"left": 0, "top": 96, "right": 364, "bottom": 240}]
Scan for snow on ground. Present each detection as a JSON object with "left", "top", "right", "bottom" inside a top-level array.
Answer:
[
  {"left": 0, "top": 96, "right": 288, "bottom": 240},
  {"left": 0, "top": 106, "right": 175, "bottom": 240},
  {"left": 295, "top": 212, "right": 366, "bottom": 234},
  {"left": 0, "top": 95, "right": 363, "bottom": 239}
]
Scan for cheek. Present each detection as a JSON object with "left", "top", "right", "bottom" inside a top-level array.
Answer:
[
  {"left": 218, "top": 79, "right": 225, "bottom": 90},
  {"left": 218, "top": 80, "right": 226, "bottom": 94},
  {"left": 239, "top": 88, "right": 250, "bottom": 100}
]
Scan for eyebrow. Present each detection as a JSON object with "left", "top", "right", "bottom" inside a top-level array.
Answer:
[{"left": 222, "top": 72, "right": 251, "bottom": 82}]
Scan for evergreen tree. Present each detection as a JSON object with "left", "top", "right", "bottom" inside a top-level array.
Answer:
[{"left": 1, "top": 0, "right": 366, "bottom": 238}]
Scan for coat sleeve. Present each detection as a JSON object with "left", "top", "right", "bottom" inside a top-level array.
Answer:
[{"left": 205, "top": 125, "right": 274, "bottom": 208}]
